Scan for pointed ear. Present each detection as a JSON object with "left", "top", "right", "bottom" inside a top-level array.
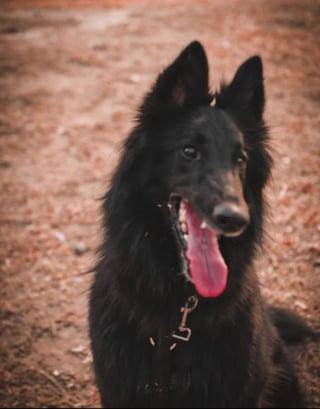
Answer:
[
  {"left": 140, "top": 41, "right": 213, "bottom": 121},
  {"left": 216, "top": 56, "right": 265, "bottom": 121}
]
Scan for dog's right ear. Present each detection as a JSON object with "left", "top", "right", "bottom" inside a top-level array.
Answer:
[{"left": 139, "top": 41, "right": 213, "bottom": 122}]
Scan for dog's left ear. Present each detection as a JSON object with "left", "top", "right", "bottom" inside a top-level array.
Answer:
[
  {"left": 140, "top": 41, "right": 213, "bottom": 121},
  {"left": 216, "top": 56, "right": 264, "bottom": 121}
]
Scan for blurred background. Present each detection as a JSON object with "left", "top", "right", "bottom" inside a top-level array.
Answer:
[{"left": 0, "top": 1, "right": 319, "bottom": 407}]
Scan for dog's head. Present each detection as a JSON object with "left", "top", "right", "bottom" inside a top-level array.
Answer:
[{"left": 121, "top": 42, "right": 272, "bottom": 298}]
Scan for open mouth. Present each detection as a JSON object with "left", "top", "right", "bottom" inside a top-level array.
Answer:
[{"left": 170, "top": 195, "right": 228, "bottom": 298}]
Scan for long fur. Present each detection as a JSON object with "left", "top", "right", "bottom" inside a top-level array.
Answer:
[{"left": 89, "top": 41, "right": 312, "bottom": 408}]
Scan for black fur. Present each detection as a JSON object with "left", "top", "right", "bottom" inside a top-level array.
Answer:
[{"left": 89, "top": 41, "right": 312, "bottom": 408}]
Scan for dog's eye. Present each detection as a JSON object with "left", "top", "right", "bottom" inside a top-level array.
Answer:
[
  {"left": 181, "top": 146, "right": 200, "bottom": 160},
  {"left": 235, "top": 151, "right": 248, "bottom": 166}
]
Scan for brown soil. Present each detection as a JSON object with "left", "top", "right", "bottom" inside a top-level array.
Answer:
[{"left": 0, "top": 1, "right": 319, "bottom": 407}]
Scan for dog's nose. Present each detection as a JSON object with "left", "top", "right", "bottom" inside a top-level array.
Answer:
[{"left": 213, "top": 204, "right": 249, "bottom": 235}]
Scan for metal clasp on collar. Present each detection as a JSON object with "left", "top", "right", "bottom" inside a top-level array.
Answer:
[
  {"left": 149, "top": 295, "right": 199, "bottom": 349},
  {"left": 172, "top": 295, "right": 198, "bottom": 342}
]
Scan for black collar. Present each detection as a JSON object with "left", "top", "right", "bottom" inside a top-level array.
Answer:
[{"left": 146, "top": 295, "right": 199, "bottom": 406}]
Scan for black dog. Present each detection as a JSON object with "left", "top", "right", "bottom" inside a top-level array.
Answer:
[{"left": 89, "top": 41, "right": 313, "bottom": 408}]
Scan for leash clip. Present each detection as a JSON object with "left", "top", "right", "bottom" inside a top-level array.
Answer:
[{"left": 172, "top": 295, "right": 198, "bottom": 342}]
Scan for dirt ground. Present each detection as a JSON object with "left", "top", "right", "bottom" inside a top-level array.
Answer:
[{"left": 0, "top": 0, "right": 319, "bottom": 407}]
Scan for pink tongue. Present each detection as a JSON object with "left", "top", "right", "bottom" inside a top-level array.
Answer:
[{"left": 184, "top": 202, "right": 228, "bottom": 298}]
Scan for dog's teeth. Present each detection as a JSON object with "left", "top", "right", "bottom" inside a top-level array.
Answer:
[
  {"left": 167, "top": 203, "right": 173, "bottom": 209},
  {"left": 180, "top": 222, "right": 188, "bottom": 234},
  {"left": 183, "top": 234, "right": 188, "bottom": 242},
  {"left": 179, "top": 211, "right": 186, "bottom": 225},
  {"left": 201, "top": 221, "right": 207, "bottom": 229}
]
